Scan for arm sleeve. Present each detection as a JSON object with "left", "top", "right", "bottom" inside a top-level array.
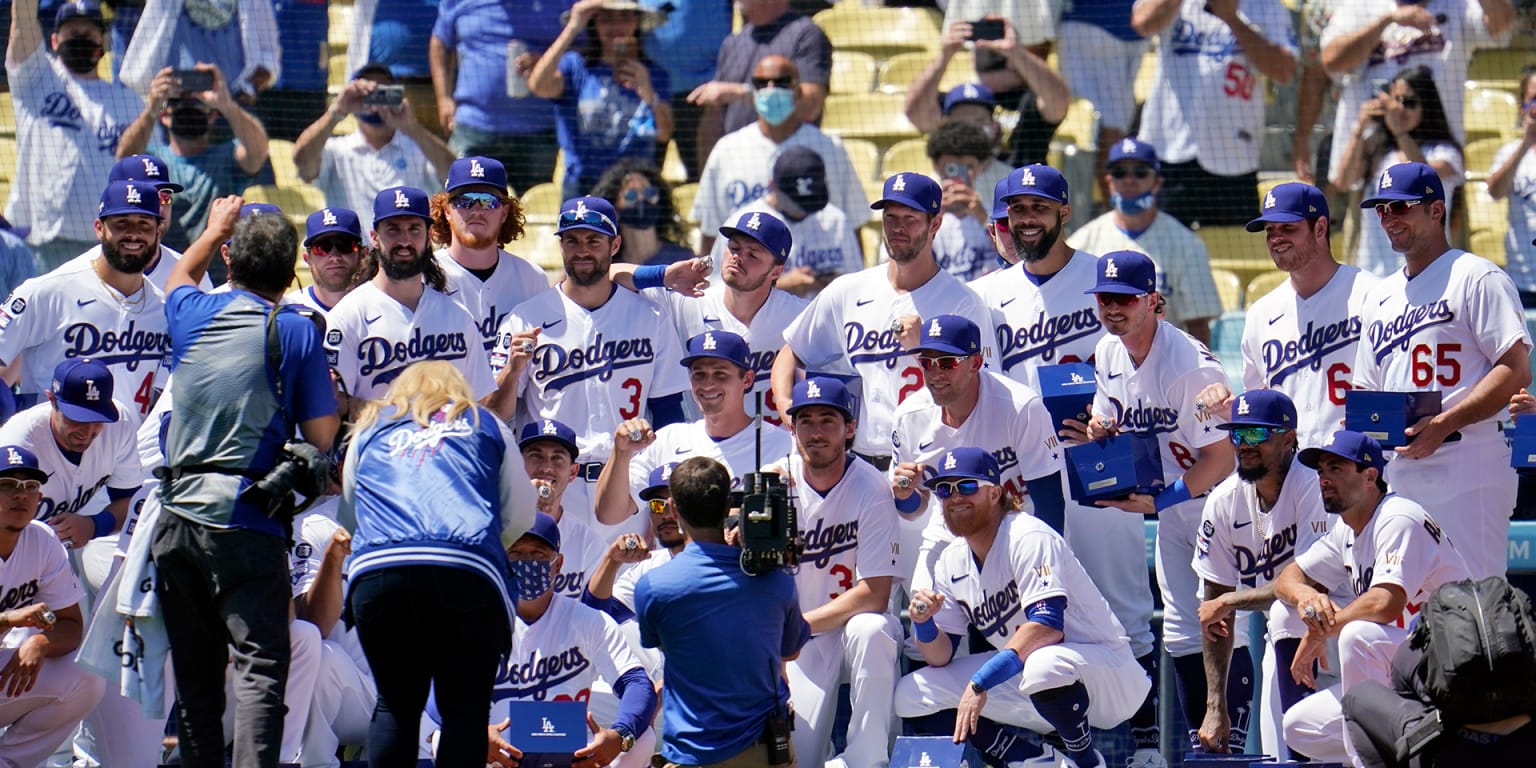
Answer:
[
  {"left": 430, "top": 1, "right": 458, "bottom": 47},
  {"left": 1369, "top": 509, "right": 1438, "bottom": 598},
  {"left": 1024, "top": 472, "right": 1066, "bottom": 535},
  {"left": 610, "top": 666, "right": 659, "bottom": 738},
  {"left": 792, "top": 20, "right": 833, "bottom": 86},
  {"left": 107, "top": 424, "right": 145, "bottom": 491},
  {"left": 853, "top": 481, "right": 903, "bottom": 581},
  {"left": 1190, "top": 488, "right": 1240, "bottom": 587},
  {"left": 1466, "top": 269, "right": 1532, "bottom": 366},
  {"left": 1173, "top": 359, "right": 1231, "bottom": 450},
  {"left": 1008, "top": 530, "right": 1070, "bottom": 606}
]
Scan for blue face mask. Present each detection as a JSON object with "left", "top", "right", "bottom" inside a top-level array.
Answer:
[
  {"left": 1110, "top": 191, "right": 1157, "bottom": 216},
  {"left": 357, "top": 111, "right": 385, "bottom": 126},
  {"left": 509, "top": 559, "right": 554, "bottom": 600},
  {"left": 753, "top": 86, "right": 796, "bottom": 127}
]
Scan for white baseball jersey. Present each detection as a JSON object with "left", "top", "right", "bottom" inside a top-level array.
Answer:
[
  {"left": 552, "top": 511, "right": 609, "bottom": 602},
  {"left": 1194, "top": 458, "right": 1332, "bottom": 591},
  {"left": 692, "top": 123, "right": 870, "bottom": 235},
  {"left": 931, "top": 512, "right": 1130, "bottom": 652},
  {"left": 288, "top": 500, "right": 372, "bottom": 674},
  {"left": 1067, "top": 212, "right": 1225, "bottom": 326},
  {"left": 493, "top": 590, "right": 644, "bottom": 706},
  {"left": 612, "top": 548, "right": 674, "bottom": 612},
  {"left": 0, "top": 520, "right": 85, "bottom": 650},
  {"left": 497, "top": 287, "right": 688, "bottom": 464},
  {"left": 0, "top": 402, "right": 140, "bottom": 523},
  {"left": 66, "top": 244, "right": 212, "bottom": 295},
  {"left": 975, "top": 251, "right": 1105, "bottom": 392},
  {"left": 1242, "top": 266, "right": 1378, "bottom": 449},
  {"left": 929, "top": 213, "right": 1001, "bottom": 284},
  {"left": 708, "top": 199, "right": 863, "bottom": 288},
  {"left": 784, "top": 265, "right": 996, "bottom": 456},
  {"left": 1139, "top": 0, "right": 1297, "bottom": 175},
  {"left": 281, "top": 286, "right": 338, "bottom": 315},
  {"left": 0, "top": 257, "right": 170, "bottom": 419},
  {"left": 324, "top": 281, "right": 496, "bottom": 402},
  {"left": 438, "top": 248, "right": 552, "bottom": 355},
  {"left": 628, "top": 419, "right": 795, "bottom": 505},
  {"left": 1293, "top": 494, "right": 1470, "bottom": 628}
]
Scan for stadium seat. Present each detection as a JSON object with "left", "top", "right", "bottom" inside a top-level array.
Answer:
[
  {"left": 831, "top": 52, "right": 878, "bottom": 94},
  {"left": 661, "top": 140, "right": 688, "bottom": 184},
  {"left": 1464, "top": 180, "right": 1507, "bottom": 237},
  {"left": 813, "top": 6, "right": 941, "bottom": 58},
  {"left": 519, "top": 183, "right": 562, "bottom": 225},
  {"left": 1465, "top": 86, "right": 1519, "bottom": 143},
  {"left": 0, "top": 136, "right": 15, "bottom": 181},
  {"left": 329, "top": 53, "right": 349, "bottom": 94},
  {"left": 1468, "top": 48, "right": 1527, "bottom": 94},
  {"left": 1053, "top": 98, "right": 1099, "bottom": 149},
  {"left": 820, "top": 93, "right": 921, "bottom": 155},
  {"left": 1470, "top": 229, "right": 1506, "bottom": 268},
  {"left": 1197, "top": 225, "right": 1273, "bottom": 288},
  {"left": 520, "top": 223, "right": 564, "bottom": 272},
  {"left": 672, "top": 183, "right": 699, "bottom": 226},
  {"left": 1211, "top": 268, "right": 1243, "bottom": 312},
  {"left": 881, "top": 139, "right": 930, "bottom": 178},
  {"left": 860, "top": 222, "right": 883, "bottom": 268},
  {"left": 1245, "top": 271, "right": 1289, "bottom": 305},
  {"left": 1463, "top": 136, "right": 1507, "bottom": 181},
  {"left": 266, "top": 140, "right": 300, "bottom": 187},
  {"left": 876, "top": 51, "right": 974, "bottom": 95},
  {"left": 841, "top": 138, "right": 881, "bottom": 185},
  {"left": 0, "top": 93, "right": 14, "bottom": 137},
  {"left": 242, "top": 184, "right": 325, "bottom": 227},
  {"left": 1133, "top": 49, "right": 1159, "bottom": 105},
  {"left": 328, "top": 4, "right": 353, "bottom": 56}
]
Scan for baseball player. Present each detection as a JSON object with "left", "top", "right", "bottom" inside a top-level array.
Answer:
[
  {"left": 0, "top": 180, "right": 170, "bottom": 420},
  {"left": 1193, "top": 390, "right": 1333, "bottom": 756},
  {"left": 433, "top": 156, "right": 551, "bottom": 354},
  {"left": 0, "top": 444, "right": 106, "bottom": 768},
  {"left": 889, "top": 315, "right": 1065, "bottom": 593},
  {"left": 584, "top": 462, "right": 683, "bottom": 680},
  {"left": 897, "top": 447, "right": 1150, "bottom": 768},
  {"left": 1275, "top": 431, "right": 1472, "bottom": 763},
  {"left": 765, "top": 377, "right": 902, "bottom": 768},
  {"left": 1196, "top": 182, "right": 1378, "bottom": 451},
  {"left": 60, "top": 154, "right": 213, "bottom": 294},
  {"left": 1351, "top": 162, "right": 1532, "bottom": 580},
  {"left": 1073, "top": 250, "right": 1239, "bottom": 753},
  {"left": 518, "top": 418, "right": 609, "bottom": 601},
  {"left": 324, "top": 186, "right": 503, "bottom": 409},
  {"left": 285, "top": 206, "right": 366, "bottom": 314},
  {"left": 771, "top": 172, "right": 996, "bottom": 467}
]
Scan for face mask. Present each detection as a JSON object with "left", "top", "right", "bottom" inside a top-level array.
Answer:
[
  {"left": 168, "top": 106, "right": 212, "bottom": 139},
  {"left": 753, "top": 87, "right": 796, "bottom": 127},
  {"left": 56, "top": 37, "right": 103, "bottom": 75},
  {"left": 356, "top": 111, "right": 386, "bottom": 126},
  {"left": 509, "top": 558, "right": 554, "bottom": 599},
  {"left": 1110, "top": 191, "right": 1157, "bottom": 216},
  {"left": 619, "top": 201, "right": 660, "bottom": 230}
]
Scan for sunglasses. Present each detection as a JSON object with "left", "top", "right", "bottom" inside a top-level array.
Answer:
[
  {"left": 0, "top": 477, "right": 42, "bottom": 493},
  {"left": 1096, "top": 293, "right": 1145, "bottom": 307},
  {"left": 1373, "top": 199, "right": 1424, "bottom": 217},
  {"left": 919, "top": 355, "right": 970, "bottom": 371},
  {"left": 623, "top": 187, "right": 660, "bottom": 205},
  {"left": 1229, "top": 426, "right": 1289, "bottom": 446},
  {"left": 1108, "top": 166, "right": 1154, "bottom": 180},
  {"left": 647, "top": 498, "right": 670, "bottom": 516},
  {"left": 1395, "top": 96, "right": 1421, "bottom": 109},
  {"left": 559, "top": 209, "right": 617, "bottom": 231},
  {"left": 932, "top": 479, "right": 986, "bottom": 499},
  {"left": 752, "top": 76, "right": 795, "bottom": 89},
  {"left": 308, "top": 239, "right": 359, "bottom": 257},
  {"left": 451, "top": 192, "right": 504, "bottom": 211}
]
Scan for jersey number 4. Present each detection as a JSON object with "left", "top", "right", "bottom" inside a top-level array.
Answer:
[{"left": 1410, "top": 343, "right": 1461, "bottom": 388}]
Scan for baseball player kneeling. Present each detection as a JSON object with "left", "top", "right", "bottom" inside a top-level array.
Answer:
[{"left": 896, "top": 448, "right": 1149, "bottom": 768}]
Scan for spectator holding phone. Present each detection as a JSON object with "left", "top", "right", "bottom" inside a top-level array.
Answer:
[
  {"left": 895, "top": 121, "right": 1000, "bottom": 283},
  {"left": 530, "top": 0, "right": 674, "bottom": 200},
  {"left": 1484, "top": 65, "right": 1536, "bottom": 306}
]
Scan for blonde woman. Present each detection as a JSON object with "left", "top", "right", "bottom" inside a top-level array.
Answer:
[{"left": 339, "top": 360, "right": 536, "bottom": 767}]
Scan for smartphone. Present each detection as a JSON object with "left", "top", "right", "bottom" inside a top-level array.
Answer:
[
  {"left": 613, "top": 38, "right": 638, "bottom": 60},
  {"left": 943, "top": 162, "right": 971, "bottom": 185},
  {"left": 173, "top": 68, "right": 214, "bottom": 94},
  {"left": 363, "top": 85, "right": 405, "bottom": 107},
  {"left": 970, "top": 19, "right": 1005, "bottom": 41}
]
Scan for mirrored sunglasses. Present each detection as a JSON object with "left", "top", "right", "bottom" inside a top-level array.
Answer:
[
  {"left": 919, "top": 355, "right": 969, "bottom": 371},
  {"left": 451, "top": 192, "right": 504, "bottom": 211},
  {"left": 932, "top": 479, "right": 985, "bottom": 499},
  {"left": 1229, "top": 426, "right": 1289, "bottom": 447},
  {"left": 1374, "top": 199, "right": 1423, "bottom": 217}
]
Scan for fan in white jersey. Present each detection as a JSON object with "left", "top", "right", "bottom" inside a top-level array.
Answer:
[
  {"left": 0, "top": 359, "right": 140, "bottom": 547},
  {"left": 896, "top": 448, "right": 1149, "bottom": 768},
  {"left": 1071, "top": 249, "right": 1240, "bottom": 752},
  {"left": 772, "top": 172, "right": 996, "bottom": 463},
  {"left": 0, "top": 443, "right": 104, "bottom": 768},
  {"left": 1195, "top": 183, "right": 1378, "bottom": 451},
  {"left": 324, "top": 186, "right": 503, "bottom": 410},
  {"left": 888, "top": 314, "right": 1065, "bottom": 592},
  {"left": 283, "top": 206, "right": 366, "bottom": 315},
  {"left": 1350, "top": 163, "right": 1532, "bottom": 581},
  {"left": 0, "top": 181, "right": 171, "bottom": 420},
  {"left": 431, "top": 156, "right": 552, "bottom": 354},
  {"left": 516, "top": 419, "right": 609, "bottom": 600},
  {"left": 1276, "top": 431, "right": 1472, "bottom": 763},
  {"left": 1193, "top": 390, "right": 1332, "bottom": 755},
  {"left": 597, "top": 331, "right": 794, "bottom": 540}
]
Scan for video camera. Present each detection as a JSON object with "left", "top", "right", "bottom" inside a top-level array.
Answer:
[{"left": 737, "top": 394, "right": 804, "bottom": 576}]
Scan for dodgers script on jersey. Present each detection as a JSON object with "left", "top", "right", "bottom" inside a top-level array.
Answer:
[
  {"left": 438, "top": 249, "right": 551, "bottom": 354},
  {"left": 1194, "top": 458, "right": 1330, "bottom": 591},
  {"left": 628, "top": 420, "right": 795, "bottom": 509},
  {"left": 0, "top": 521, "right": 85, "bottom": 650},
  {"left": 0, "top": 258, "right": 170, "bottom": 418},
  {"left": 784, "top": 266, "right": 995, "bottom": 456},
  {"left": 0, "top": 404, "right": 140, "bottom": 523},
  {"left": 492, "top": 592, "right": 642, "bottom": 708},
  {"left": 325, "top": 282, "right": 496, "bottom": 402},
  {"left": 498, "top": 288, "right": 686, "bottom": 464},
  {"left": 1293, "top": 495, "right": 1470, "bottom": 629},
  {"left": 551, "top": 513, "right": 608, "bottom": 601},
  {"left": 974, "top": 252, "right": 1105, "bottom": 392}
]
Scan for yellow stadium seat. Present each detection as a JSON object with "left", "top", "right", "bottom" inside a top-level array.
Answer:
[
  {"left": 1198, "top": 225, "right": 1274, "bottom": 288},
  {"left": 1465, "top": 86, "right": 1519, "bottom": 143},
  {"left": 0, "top": 93, "right": 14, "bottom": 137},
  {"left": 1053, "top": 98, "right": 1098, "bottom": 149},
  {"left": 1245, "top": 271, "right": 1290, "bottom": 305},
  {"left": 1256, "top": 177, "right": 1290, "bottom": 204},
  {"left": 876, "top": 51, "right": 974, "bottom": 95},
  {"left": 831, "top": 52, "right": 878, "bottom": 94},
  {"left": 672, "top": 183, "right": 699, "bottom": 226},
  {"left": 860, "top": 221, "right": 883, "bottom": 268},
  {"left": 881, "top": 138, "right": 930, "bottom": 178},
  {"left": 1468, "top": 49, "right": 1528, "bottom": 91},
  {"left": 813, "top": 6, "right": 941, "bottom": 58},
  {"left": 1463, "top": 136, "right": 1508, "bottom": 181},
  {"left": 519, "top": 183, "right": 563, "bottom": 225},
  {"left": 328, "top": 4, "right": 354, "bottom": 55},
  {"left": 0, "top": 136, "right": 15, "bottom": 181},
  {"left": 1470, "top": 229, "right": 1506, "bottom": 267},
  {"left": 329, "top": 53, "right": 349, "bottom": 93},
  {"left": 1464, "top": 180, "right": 1507, "bottom": 236},
  {"left": 266, "top": 140, "right": 300, "bottom": 187},
  {"left": 842, "top": 138, "right": 881, "bottom": 183},
  {"left": 1133, "top": 49, "right": 1159, "bottom": 105},
  {"left": 820, "top": 93, "right": 921, "bottom": 155},
  {"left": 242, "top": 184, "right": 326, "bottom": 226},
  {"left": 661, "top": 140, "right": 687, "bottom": 184},
  {"left": 519, "top": 223, "right": 565, "bottom": 273},
  {"left": 1211, "top": 268, "right": 1243, "bottom": 313}
]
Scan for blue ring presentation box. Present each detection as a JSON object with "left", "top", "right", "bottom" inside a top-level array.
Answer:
[
  {"left": 1512, "top": 416, "right": 1536, "bottom": 468},
  {"left": 1036, "top": 362, "right": 1097, "bottom": 431},
  {"left": 500, "top": 700, "right": 587, "bottom": 768},
  {"left": 1064, "top": 433, "right": 1164, "bottom": 504},
  {"left": 1344, "top": 390, "right": 1441, "bottom": 449},
  {"left": 890, "top": 736, "right": 984, "bottom": 768}
]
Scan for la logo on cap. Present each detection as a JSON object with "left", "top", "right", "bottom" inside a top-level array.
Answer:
[
  {"left": 1021, "top": 168, "right": 1037, "bottom": 187},
  {"left": 542, "top": 420, "right": 557, "bottom": 435},
  {"left": 1104, "top": 258, "right": 1119, "bottom": 278},
  {"left": 702, "top": 332, "right": 717, "bottom": 350},
  {"left": 6, "top": 448, "right": 21, "bottom": 465},
  {"left": 125, "top": 185, "right": 142, "bottom": 205},
  {"left": 322, "top": 209, "right": 338, "bottom": 226},
  {"left": 747, "top": 212, "right": 761, "bottom": 230},
  {"left": 806, "top": 380, "right": 822, "bottom": 399},
  {"left": 470, "top": 159, "right": 485, "bottom": 178},
  {"left": 1380, "top": 170, "right": 1394, "bottom": 189},
  {"left": 927, "top": 317, "right": 942, "bottom": 336},
  {"left": 1264, "top": 192, "right": 1276, "bottom": 209},
  {"left": 1237, "top": 396, "right": 1250, "bottom": 416},
  {"left": 141, "top": 157, "right": 160, "bottom": 177},
  {"left": 891, "top": 174, "right": 906, "bottom": 192},
  {"left": 963, "top": 84, "right": 978, "bottom": 98},
  {"left": 84, "top": 378, "right": 101, "bottom": 402},
  {"left": 575, "top": 199, "right": 590, "bottom": 216},
  {"left": 1121, "top": 138, "right": 1136, "bottom": 154},
  {"left": 944, "top": 452, "right": 958, "bottom": 470},
  {"left": 796, "top": 176, "right": 813, "bottom": 196},
  {"left": 393, "top": 189, "right": 410, "bottom": 208},
  {"left": 661, "top": 463, "right": 674, "bottom": 480}
]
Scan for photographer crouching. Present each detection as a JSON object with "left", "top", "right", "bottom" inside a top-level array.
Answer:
[
  {"left": 152, "top": 195, "right": 340, "bottom": 768},
  {"left": 634, "top": 457, "right": 811, "bottom": 768}
]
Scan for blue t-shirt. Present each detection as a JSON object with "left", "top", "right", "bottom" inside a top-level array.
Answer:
[
  {"left": 635, "top": 541, "right": 809, "bottom": 764},
  {"left": 274, "top": 0, "right": 329, "bottom": 91},
  {"left": 1060, "top": 0, "right": 1141, "bottom": 41},
  {"left": 431, "top": 0, "right": 571, "bottom": 134},
  {"left": 555, "top": 53, "right": 670, "bottom": 187},
  {"left": 169, "top": 6, "right": 245, "bottom": 93},
  {"left": 370, "top": 0, "right": 441, "bottom": 78},
  {"left": 147, "top": 138, "right": 275, "bottom": 251},
  {"left": 643, "top": 0, "right": 731, "bottom": 93}
]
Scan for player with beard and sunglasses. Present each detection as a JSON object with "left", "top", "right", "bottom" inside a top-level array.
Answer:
[{"left": 0, "top": 181, "right": 170, "bottom": 423}]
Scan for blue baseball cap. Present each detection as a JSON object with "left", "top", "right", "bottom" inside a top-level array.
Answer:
[
  {"left": 522, "top": 512, "right": 562, "bottom": 553},
  {"left": 444, "top": 156, "right": 508, "bottom": 195},
  {"left": 680, "top": 330, "right": 751, "bottom": 370},
  {"left": 555, "top": 196, "right": 619, "bottom": 237},
  {"left": 49, "top": 358, "right": 118, "bottom": 423},
  {"left": 97, "top": 180, "right": 162, "bottom": 220},
  {"left": 1085, "top": 250, "right": 1157, "bottom": 295},
  {"left": 303, "top": 207, "right": 363, "bottom": 247},
  {"left": 1217, "top": 390, "right": 1297, "bottom": 430},
  {"left": 1247, "top": 182, "right": 1329, "bottom": 232},
  {"left": 787, "top": 376, "right": 855, "bottom": 420},
  {"left": 1107, "top": 137, "right": 1160, "bottom": 170},
  {"left": 55, "top": 0, "right": 104, "bottom": 29},
  {"left": 639, "top": 462, "right": 679, "bottom": 501},
  {"left": 718, "top": 210, "right": 792, "bottom": 263},
  {"left": 109, "top": 154, "right": 183, "bottom": 193},
  {"left": 989, "top": 175, "right": 1013, "bottom": 220},
  {"left": 373, "top": 186, "right": 432, "bottom": 225},
  {"left": 1299, "top": 430, "right": 1387, "bottom": 473},
  {"left": 942, "top": 83, "right": 996, "bottom": 115},
  {"left": 923, "top": 447, "right": 1001, "bottom": 488},
  {"left": 1360, "top": 162, "right": 1444, "bottom": 207},
  {"left": 871, "top": 172, "right": 942, "bottom": 215},
  {"left": 517, "top": 419, "right": 579, "bottom": 461},
  {"left": 997, "top": 164, "right": 1068, "bottom": 206},
  {"left": 0, "top": 445, "right": 48, "bottom": 484},
  {"left": 912, "top": 314, "right": 981, "bottom": 356}
]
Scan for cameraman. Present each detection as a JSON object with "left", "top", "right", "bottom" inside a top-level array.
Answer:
[
  {"left": 634, "top": 456, "right": 810, "bottom": 768},
  {"left": 152, "top": 195, "right": 340, "bottom": 768}
]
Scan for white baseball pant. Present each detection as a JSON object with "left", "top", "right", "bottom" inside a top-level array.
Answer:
[
  {"left": 786, "top": 612, "right": 902, "bottom": 768},
  {"left": 299, "top": 638, "right": 376, "bottom": 768},
  {"left": 1385, "top": 438, "right": 1514, "bottom": 580},
  {"left": 0, "top": 652, "right": 105, "bottom": 768},
  {"left": 1282, "top": 620, "right": 1407, "bottom": 762},
  {"left": 1066, "top": 501, "right": 1157, "bottom": 658}
]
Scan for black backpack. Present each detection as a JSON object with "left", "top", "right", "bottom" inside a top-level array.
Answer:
[{"left": 1408, "top": 577, "right": 1536, "bottom": 725}]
